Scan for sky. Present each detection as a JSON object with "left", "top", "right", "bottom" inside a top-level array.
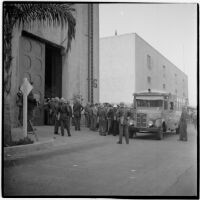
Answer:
[{"left": 99, "top": 3, "right": 197, "bottom": 107}]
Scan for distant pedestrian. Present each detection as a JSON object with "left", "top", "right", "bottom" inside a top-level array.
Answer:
[{"left": 179, "top": 107, "right": 188, "bottom": 141}]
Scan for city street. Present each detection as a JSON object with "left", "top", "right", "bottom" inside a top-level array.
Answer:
[{"left": 4, "top": 124, "right": 197, "bottom": 196}]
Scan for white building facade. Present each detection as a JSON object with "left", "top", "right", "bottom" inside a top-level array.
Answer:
[
  {"left": 100, "top": 33, "right": 188, "bottom": 105},
  {"left": 9, "top": 4, "right": 99, "bottom": 127}
]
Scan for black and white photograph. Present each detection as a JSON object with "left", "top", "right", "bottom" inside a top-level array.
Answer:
[{"left": 2, "top": 1, "right": 198, "bottom": 198}]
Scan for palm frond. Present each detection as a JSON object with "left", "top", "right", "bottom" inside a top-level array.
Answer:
[{"left": 4, "top": 3, "right": 76, "bottom": 52}]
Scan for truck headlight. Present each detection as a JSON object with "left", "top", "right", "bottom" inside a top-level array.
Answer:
[
  {"left": 148, "top": 120, "right": 153, "bottom": 127},
  {"left": 129, "top": 119, "right": 134, "bottom": 126}
]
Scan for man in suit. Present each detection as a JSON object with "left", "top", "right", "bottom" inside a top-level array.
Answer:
[{"left": 73, "top": 99, "right": 83, "bottom": 131}]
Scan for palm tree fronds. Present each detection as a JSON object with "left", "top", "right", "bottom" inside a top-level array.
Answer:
[{"left": 4, "top": 3, "right": 76, "bottom": 51}]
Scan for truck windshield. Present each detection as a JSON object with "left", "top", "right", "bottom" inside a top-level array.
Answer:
[{"left": 136, "top": 99, "right": 163, "bottom": 108}]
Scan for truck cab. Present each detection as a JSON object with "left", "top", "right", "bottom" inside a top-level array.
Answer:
[{"left": 129, "top": 89, "right": 184, "bottom": 140}]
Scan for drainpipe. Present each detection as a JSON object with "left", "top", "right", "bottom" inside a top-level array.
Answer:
[{"left": 88, "top": 4, "right": 94, "bottom": 104}]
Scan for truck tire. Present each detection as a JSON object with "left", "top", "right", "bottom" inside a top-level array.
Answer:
[{"left": 157, "top": 128, "right": 164, "bottom": 140}]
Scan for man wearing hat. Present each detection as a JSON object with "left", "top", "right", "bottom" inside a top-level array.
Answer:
[
  {"left": 73, "top": 99, "right": 84, "bottom": 131},
  {"left": 66, "top": 100, "right": 73, "bottom": 133},
  {"left": 112, "top": 104, "right": 119, "bottom": 136},
  {"left": 84, "top": 103, "right": 91, "bottom": 128},
  {"left": 54, "top": 97, "right": 61, "bottom": 135},
  {"left": 60, "top": 98, "right": 71, "bottom": 136},
  {"left": 117, "top": 102, "right": 130, "bottom": 144}
]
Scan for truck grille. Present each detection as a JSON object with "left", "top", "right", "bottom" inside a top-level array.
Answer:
[{"left": 137, "top": 113, "right": 147, "bottom": 128}]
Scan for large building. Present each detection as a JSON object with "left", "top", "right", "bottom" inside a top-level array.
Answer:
[
  {"left": 9, "top": 4, "right": 99, "bottom": 127},
  {"left": 100, "top": 33, "right": 188, "bottom": 104}
]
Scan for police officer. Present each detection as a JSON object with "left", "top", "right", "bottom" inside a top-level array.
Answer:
[
  {"left": 60, "top": 98, "right": 71, "bottom": 136},
  {"left": 117, "top": 102, "right": 130, "bottom": 144},
  {"left": 84, "top": 103, "right": 90, "bottom": 128},
  {"left": 107, "top": 104, "right": 114, "bottom": 135},
  {"left": 99, "top": 104, "right": 107, "bottom": 135},
  {"left": 112, "top": 104, "right": 119, "bottom": 136},
  {"left": 66, "top": 100, "right": 72, "bottom": 131},
  {"left": 73, "top": 99, "right": 83, "bottom": 131},
  {"left": 54, "top": 97, "right": 61, "bottom": 135}
]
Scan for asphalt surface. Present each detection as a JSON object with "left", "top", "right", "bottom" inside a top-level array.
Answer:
[{"left": 3, "top": 124, "right": 197, "bottom": 197}]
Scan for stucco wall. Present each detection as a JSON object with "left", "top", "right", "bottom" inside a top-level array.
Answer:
[
  {"left": 100, "top": 34, "right": 135, "bottom": 104},
  {"left": 135, "top": 34, "right": 188, "bottom": 100}
]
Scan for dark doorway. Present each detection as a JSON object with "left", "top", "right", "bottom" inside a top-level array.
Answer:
[
  {"left": 44, "top": 44, "right": 62, "bottom": 125},
  {"left": 45, "top": 45, "right": 62, "bottom": 99}
]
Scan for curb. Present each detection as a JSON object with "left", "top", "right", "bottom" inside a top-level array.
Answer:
[{"left": 4, "top": 139, "right": 54, "bottom": 162}]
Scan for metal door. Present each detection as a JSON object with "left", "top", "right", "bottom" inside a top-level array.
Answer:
[{"left": 19, "top": 36, "right": 45, "bottom": 125}]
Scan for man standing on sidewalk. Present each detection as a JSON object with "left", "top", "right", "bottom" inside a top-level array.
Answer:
[
  {"left": 117, "top": 102, "right": 130, "bottom": 144},
  {"left": 179, "top": 106, "right": 188, "bottom": 141},
  {"left": 73, "top": 99, "right": 83, "bottom": 131},
  {"left": 60, "top": 98, "right": 71, "bottom": 137},
  {"left": 54, "top": 97, "right": 61, "bottom": 135}
]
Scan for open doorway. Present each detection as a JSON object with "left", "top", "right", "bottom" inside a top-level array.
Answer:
[
  {"left": 44, "top": 44, "right": 62, "bottom": 125},
  {"left": 45, "top": 44, "right": 62, "bottom": 98}
]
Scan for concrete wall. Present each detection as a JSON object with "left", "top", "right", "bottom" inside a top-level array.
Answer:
[
  {"left": 100, "top": 33, "right": 188, "bottom": 105},
  {"left": 9, "top": 3, "right": 99, "bottom": 127},
  {"left": 100, "top": 34, "right": 135, "bottom": 104},
  {"left": 135, "top": 34, "right": 188, "bottom": 100}
]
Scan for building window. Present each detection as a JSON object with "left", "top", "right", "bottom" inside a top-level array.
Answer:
[
  {"left": 175, "top": 73, "right": 177, "bottom": 84},
  {"left": 163, "top": 84, "right": 166, "bottom": 89},
  {"left": 147, "top": 55, "right": 152, "bottom": 69},
  {"left": 147, "top": 76, "right": 151, "bottom": 84}
]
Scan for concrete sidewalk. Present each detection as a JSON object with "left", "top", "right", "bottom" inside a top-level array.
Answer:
[{"left": 4, "top": 125, "right": 102, "bottom": 162}]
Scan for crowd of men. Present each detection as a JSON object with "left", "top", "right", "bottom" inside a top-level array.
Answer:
[
  {"left": 44, "top": 98, "right": 134, "bottom": 144},
  {"left": 16, "top": 93, "right": 196, "bottom": 144}
]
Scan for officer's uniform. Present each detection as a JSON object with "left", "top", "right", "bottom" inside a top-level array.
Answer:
[
  {"left": 112, "top": 105, "right": 119, "bottom": 136},
  {"left": 99, "top": 105, "right": 107, "bottom": 135},
  {"left": 60, "top": 98, "right": 71, "bottom": 136},
  {"left": 117, "top": 103, "right": 130, "bottom": 144},
  {"left": 73, "top": 100, "right": 83, "bottom": 131},
  {"left": 84, "top": 103, "right": 90, "bottom": 128},
  {"left": 91, "top": 105, "right": 98, "bottom": 131},
  {"left": 107, "top": 106, "right": 114, "bottom": 135},
  {"left": 54, "top": 97, "right": 61, "bottom": 135}
]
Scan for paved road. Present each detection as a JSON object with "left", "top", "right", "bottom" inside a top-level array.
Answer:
[{"left": 4, "top": 124, "right": 197, "bottom": 197}]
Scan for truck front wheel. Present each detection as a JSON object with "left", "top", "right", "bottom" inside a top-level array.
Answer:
[{"left": 157, "top": 128, "right": 164, "bottom": 140}]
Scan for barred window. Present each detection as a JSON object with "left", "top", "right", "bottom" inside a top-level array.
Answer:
[{"left": 147, "top": 55, "right": 151, "bottom": 69}]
